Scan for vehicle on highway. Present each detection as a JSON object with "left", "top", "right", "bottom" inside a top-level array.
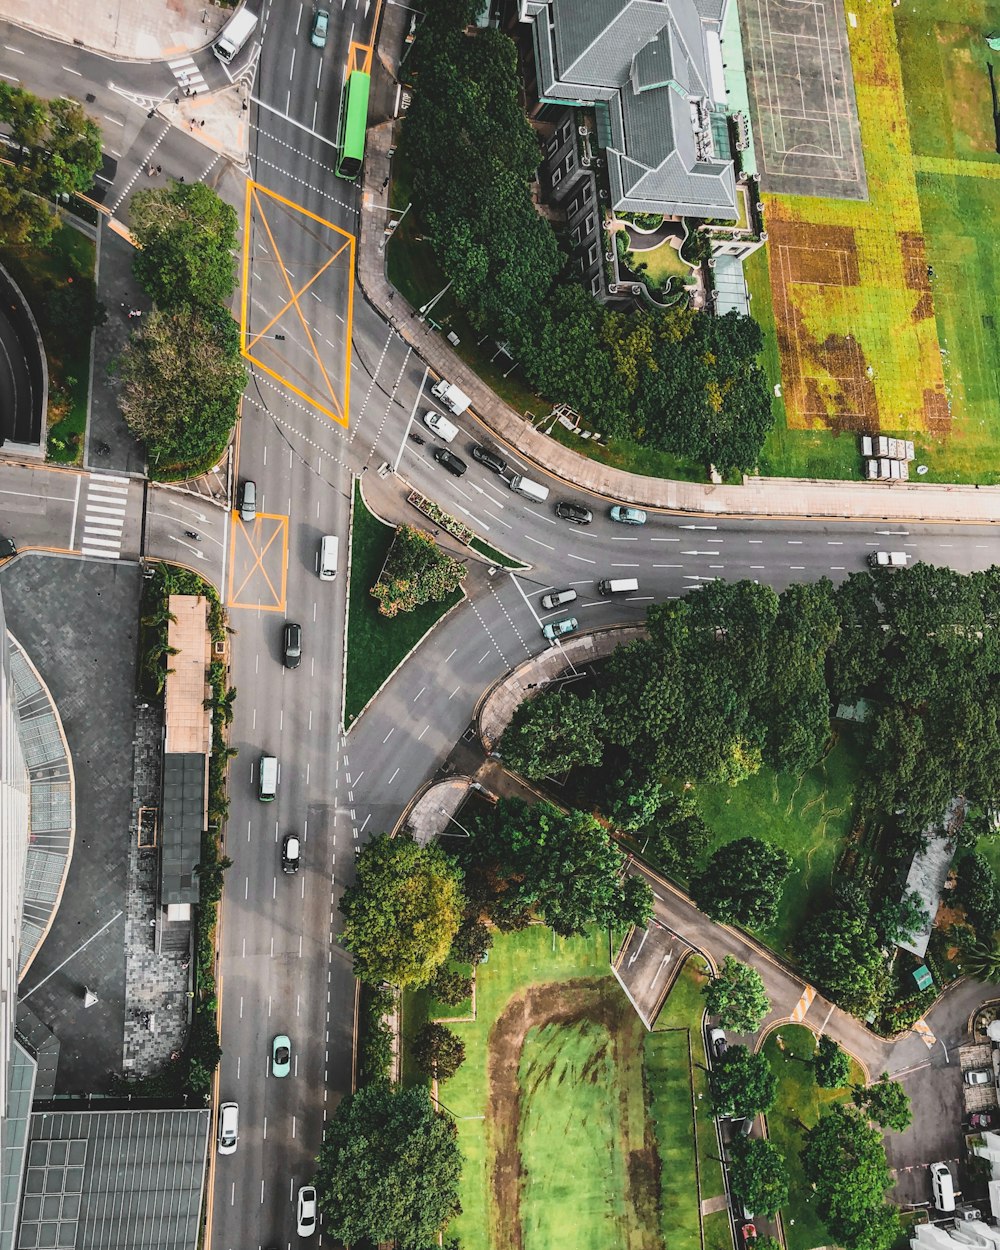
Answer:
[
  {"left": 319, "top": 534, "right": 339, "bottom": 580},
  {"left": 336, "top": 70, "right": 370, "bottom": 180},
  {"left": 217, "top": 1102, "right": 239, "bottom": 1154},
  {"left": 0, "top": 537, "right": 17, "bottom": 559},
  {"left": 281, "top": 833, "right": 300, "bottom": 874},
  {"left": 610, "top": 504, "right": 647, "bottom": 525},
  {"left": 471, "top": 444, "right": 507, "bottom": 474},
  {"left": 239, "top": 479, "right": 257, "bottom": 523},
  {"left": 509, "top": 474, "right": 549, "bottom": 502},
  {"left": 868, "top": 550, "right": 908, "bottom": 568},
  {"left": 212, "top": 6, "right": 258, "bottom": 61},
  {"left": 422, "top": 410, "right": 459, "bottom": 442},
  {"left": 542, "top": 616, "right": 578, "bottom": 641},
  {"left": 708, "top": 1027, "right": 727, "bottom": 1060},
  {"left": 598, "top": 577, "right": 639, "bottom": 595},
  {"left": 272, "top": 1034, "right": 291, "bottom": 1078},
  {"left": 541, "top": 588, "right": 577, "bottom": 610},
  {"left": 282, "top": 622, "right": 302, "bottom": 669},
  {"left": 554, "top": 501, "right": 593, "bottom": 525},
  {"left": 431, "top": 378, "right": 471, "bottom": 415},
  {"left": 258, "top": 754, "right": 278, "bottom": 802},
  {"left": 297, "top": 1186, "right": 318, "bottom": 1237},
  {"left": 310, "top": 8, "right": 329, "bottom": 45},
  {"left": 434, "top": 448, "right": 467, "bottom": 477},
  {"left": 965, "top": 1068, "right": 992, "bottom": 1086},
  {"left": 930, "top": 1161, "right": 956, "bottom": 1212}
]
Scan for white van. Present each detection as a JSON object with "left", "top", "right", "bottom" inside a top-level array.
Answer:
[
  {"left": 212, "top": 7, "right": 258, "bottom": 61},
  {"left": 319, "top": 535, "right": 339, "bottom": 580},
  {"left": 509, "top": 475, "right": 549, "bottom": 503},
  {"left": 422, "top": 410, "right": 459, "bottom": 443},
  {"left": 930, "top": 1161, "right": 956, "bottom": 1212},
  {"left": 258, "top": 755, "right": 278, "bottom": 802},
  {"left": 598, "top": 578, "right": 639, "bottom": 595},
  {"left": 218, "top": 1102, "right": 239, "bottom": 1154}
]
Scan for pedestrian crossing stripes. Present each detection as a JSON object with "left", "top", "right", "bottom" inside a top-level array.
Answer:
[
  {"left": 790, "top": 984, "right": 816, "bottom": 1022},
  {"left": 912, "top": 1017, "right": 937, "bottom": 1049},
  {"left": 168, "top": 56, "right": 208, "bottom": 96},
  {"left": 80, "top": 474, "right": 129, "bottom": 560}
]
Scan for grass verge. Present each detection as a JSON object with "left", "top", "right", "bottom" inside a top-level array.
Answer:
[
  {"left": 344, "top": 481, "right": 464, "bottom": 725},
  {"left": 468, "top": 535, "right": 530, "bottom": 570},
  {"left": 762, "top": 1024, "right": 863, "bottom": 1250}
]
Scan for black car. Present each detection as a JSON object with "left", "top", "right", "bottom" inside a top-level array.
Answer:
[
  {"left": 282, "top": 622, "right": 302, "bottom": 669},
  {"left": 0, "top": 537, "right": 16, "bottom": 559},
  {"left": 434, "top": 448, "right": 467, "bottom": 477},
  {"left": 281, "top": 833, "right": 300, "bottom": 873},
  {"left": 555, "top": 500, "right": 593, "bottom": 525},
  {"left": 471, "top": 444, "right": 507, "bottom": 474}
]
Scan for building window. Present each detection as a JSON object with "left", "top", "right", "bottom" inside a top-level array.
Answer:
[
  {"left": 561, "top": 120, "right": 573, "bottom": 144},
  {"left": 572, "top": 226, "right": 583, "bottom": 244},
  {"left": 547, "top": 136, "right": 559, "bottom": 158},
  {"left": 552, "top": 168, "right": 563, "bottom": 187},
  {"left": 587, "top": 243, "right": 598, "bottom": 264},
  {"left": 584, "top": 213, "right": 595, "bottom": 234},
  {"left": 591, "top": 275, "right": 603, "bottom": 296}
]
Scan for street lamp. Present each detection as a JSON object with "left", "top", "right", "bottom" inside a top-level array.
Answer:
[{"left": 438, "top": 807, "right": 472, "bottom": 838}]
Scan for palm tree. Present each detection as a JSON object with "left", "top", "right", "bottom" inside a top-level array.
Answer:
[{"left": 963, "top": 939, "right": 1000, "bottom": 983}]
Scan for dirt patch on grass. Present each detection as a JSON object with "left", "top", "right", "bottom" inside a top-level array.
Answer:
[{"left": 487, "top": 976, "right": 660, "bottom": 1250}]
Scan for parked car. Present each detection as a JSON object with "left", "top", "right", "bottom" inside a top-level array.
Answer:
[
  {"left": 610, "top": 504, "right": 647, "bottom": 525},
  {"left": 471, "top": 444, "right": 507, "bottom": 474},
  {"left": 272, "top": 1034, "right": 291, "bottom": 1078},
  {"left": 970, "top": 1112, "right": 994, "bottom": 1129},
  {"left": 930, "top": 1161, "right": 956, "bottom": 1212},
  {"left": 542, "top": 617, "right": 578, "bottom": 641},
  {"left": 554, "top": 500, "right": 593, "bottom": 525},
  {"left": 282, "top": 622, "right": 302, "bottom": 669},
  {"left": 310, "top": 8, "right": 329, "bottom": 45},
  {"left": 0, "top": 537, "right": 16, "bottom": 559},
  {"left": 965, "top": 1068, "right": 992, "bottom": 1086},
  {"left": 217, "top": 1101, "right": 239, "bottom": 1155},
  {"left": 540, "top": 588, "right": 577, "bottom": 610},
  {"left": 433, "top": 448, "right": 467, "bottom": 477},
  {"left": 708, "top": 1027, "right": 727, "bottom": 1060},
  {"left": 297, "top": 1186, "right": 318, "bottom": 1237},
  {"left": 281, "top": 833, "right": 300, "bottom": 874}
]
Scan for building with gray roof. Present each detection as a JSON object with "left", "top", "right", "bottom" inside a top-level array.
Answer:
[{"left": 518, "top": 0, "right": 739, "bottom": 220}]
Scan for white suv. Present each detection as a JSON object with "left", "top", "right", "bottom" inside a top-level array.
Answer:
[{"left": 217, "top": 1102, "right": 238, "bottom": 1155}]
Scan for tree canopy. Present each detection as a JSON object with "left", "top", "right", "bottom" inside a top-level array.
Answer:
[
  {"left": 339, "top": 834, "right": 465, "bottom": 987},
  {"left": 500, "top": 689, "right": 605, "bottom": 779},
  {"left": 852, "top": 1073, "right": 912, "bottom": 1132},
  {"left": 728, "top": 1137, "right": 788, "bottom": 1216},
  {"left": 453, "top": 798, "right": 652, "bottom": 937},
  {"left": 130, "top": 181, "right": 238, "bottom": 310},
  {"left": 955, "top": 851, "right": 1000, "bottom": 938},
  {"left": 315, "top": 1083, "right": 462, "bottom": 1248},
  {"left": 691, "top": 837, "right": 791, "bottom": 931},
  {"left": 802, "top": 1105, "right": 899, "bottom": 1250},
  {"left": 710, "top": 1044, "right": 777, "bottom": 1119},
  {"left": 371, "top": 525, "right": 466, "bottom": 617},
  {"left": 703, "top": 956, "right": 770, "bottom": 1033},
  {"left": 798, "top": 886, "right": 890, "bottom": 1016},
  {"left": 411, "top": 1023, "right": 465, "bottom": 1081},
  {"left": 814, "top": 1035, "right": 851, "bottom": 1089}
]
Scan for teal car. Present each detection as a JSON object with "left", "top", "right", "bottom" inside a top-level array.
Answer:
[
  {"left": 272, "top": 1034, "right": 291, "bottom": 1078},
  {"left": 310, "top": 9, "right": 329, "bottom": 46},
  {"left": 542, "top": 617, "right": 578, "bottom": 641}
]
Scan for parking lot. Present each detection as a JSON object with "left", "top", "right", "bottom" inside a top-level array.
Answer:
[{"left": 613, "top": 918, "right": 692, "bottom": 1028}]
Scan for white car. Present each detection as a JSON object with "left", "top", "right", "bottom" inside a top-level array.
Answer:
[
  {"left": 217, "top": 1101, "right": 238, "bottom": 1155},
  {"left": 422, "top": 410, "right": 459, "bottom": 442},
  {"left": 540, "top": 588, "right": 577, "bottom": 610},
  {"left": 297, "top": 1185, "right": 318, "bottom": 1237},
  {"left": 965, "top": 1068, "right": 992, "bottom": 1086}
]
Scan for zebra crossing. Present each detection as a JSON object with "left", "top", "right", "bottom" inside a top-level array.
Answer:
[
  {"left": 168, "top": 55, "right": 209, "bottom": 96},
  {"left": 80, "top": 474, "right": 129, "bottom": 560}
]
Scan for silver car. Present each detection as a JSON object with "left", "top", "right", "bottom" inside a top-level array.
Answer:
[{"left": 540, "top": 588, "right": 577, "bottom": 610}]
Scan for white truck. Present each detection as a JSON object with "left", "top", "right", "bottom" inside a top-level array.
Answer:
[
  {"left": 868, "top": 551, "right": 908, "bottom": 569},
  {"left": 213, "top": 7, "right": 258, "bottom": 62},
  {"left": 431, "top": 379, "right": 471, "bottom": 416}
]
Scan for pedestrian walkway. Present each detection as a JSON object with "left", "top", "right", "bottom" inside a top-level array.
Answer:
[
  {"left": 167, "top": 54, "right": 210, "bottom": 97},
  {"left": 80, "top": 473, "right": 129, "bottom": 560}
]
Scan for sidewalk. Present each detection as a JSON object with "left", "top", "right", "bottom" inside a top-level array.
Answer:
[
  {"left": 358, "top": 32, "right": 1000, "bottom": 524},
  {"left": 0, "top": 0, "right": 226, "bottom": 59}
]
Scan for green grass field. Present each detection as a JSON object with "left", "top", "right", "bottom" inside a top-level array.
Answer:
[
  {"left": 762, "top": 1025, "right": 864, "bottom": 1250},
  {"left": 401, "top": 927, "right": 728, "bottom": 1250},
  {"left": 343, "top": 481, "right": 464, "bottom": 725},
  {"left": 694, "top": 728, "right": 862, "bottom": 956}
]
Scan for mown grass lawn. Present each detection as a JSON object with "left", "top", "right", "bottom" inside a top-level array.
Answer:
[
  {"left": 343, "top": 481, "right": 464, "bottom": 725},
  {"left": 693, "top": 727, "right": 863, "bottom": 958},
  {"left": 762, "top": 1024, "right": 864, "bottom": 1250}
]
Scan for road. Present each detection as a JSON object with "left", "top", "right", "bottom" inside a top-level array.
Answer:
[{"left": 2, "top": 3, "right": 1000, "bottom": 1247}]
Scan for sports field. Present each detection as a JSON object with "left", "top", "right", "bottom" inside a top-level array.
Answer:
[
  {"left": 755, "top": 0, "right": 1000, "bottom": 482},
  {"left": 406, "top": 928, "right": 725, "bottom": 1250}
]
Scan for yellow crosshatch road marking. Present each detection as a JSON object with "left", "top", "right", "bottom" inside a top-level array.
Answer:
[
  {"left": 227, "top": 513, "right": 289, "bottom": 612},
  {"left": 241, "top": 181, "right": 356, "bottom": 429}
]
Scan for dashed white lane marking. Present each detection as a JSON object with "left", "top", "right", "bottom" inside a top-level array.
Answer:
[
  {"left": 80, "top": 474, "right": 129, "bottom": 559},
  {"left": 486, "top": 583, "right": 533, "bottom": 656},
  {"left": 467, "top": 600, "right": 510, "bottom": 668}
]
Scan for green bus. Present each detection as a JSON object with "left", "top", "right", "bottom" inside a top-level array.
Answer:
[{"left": 336, "top": 70, "right": 370, "bottom": 181}]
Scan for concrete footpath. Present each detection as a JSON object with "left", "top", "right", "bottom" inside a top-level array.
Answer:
[
  {"left": 0, "top": 0, "right": 226, "bottom": 60},
  {"left": 358, "top": 13, "right": 1000, "bottom": 525}
]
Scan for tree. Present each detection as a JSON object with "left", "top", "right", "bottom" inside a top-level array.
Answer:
[
  {"left": 727, "top": 1137, "right": 789, "bottom": 1216},
  {"left": 710, "top": 1045, "right": 777, "bottom": 1119},
  {"left": 453, "top": 798, "right": 652, "bottom": 937},
  {"left": 339, "top": 834, "right": 465, "bottom": 987},
  {"left": 962, "top": 937, "right": 1000, "bottom": 982},
  {"left": 852, "top": 1073, "right": 912, "bottom": 1132},
  {"left": 411, "top": 1023, "right": 466, "bottom": 1081},
  {"left": 814, "top": 1035, "right": 850, "bottom": 1089},
  {"left": 955, "top": 851, "right": 1000, "bottom": 938},
  {"left": 691, "top": 837, "right": 791, "bottom": 931},
  {"left": 450, "top": 917, "right": 492, "bottom": 966},
  {"left": 802, "top": 1105, "right": 898, "bottom": 1250},
  {"left": 130, "top": 180, "right": 239, "bottom": 310},
  {"left": 428, "top": 966, "right": 472, "bottom": 1007},
  {"left": 371, "top": 525, "right": 466, "bottom": 617},
  {"left": 639, "top": 791, "right": 711, "bottom": 876},
  {"left": 798, "top": 888, "right": 889, "bottom": 1016},
  {"left": 315, "top": 1083, "right": 462, "bottom": 1247},
  {"left": 703, "top": 956, "right": 770, "bottom": 1033},
  {"left": 500, "top": 689, "right": 605, "bottom": 779},
  {"left": 872, "top": 890, "right": 929, "bottom": 947},
  {"left": 119, "top": 304, "right": 246, "bottom": 471}
]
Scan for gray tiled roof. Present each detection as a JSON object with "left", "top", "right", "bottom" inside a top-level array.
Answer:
[{"left": 528, "top": 0, "right": 737, "bottom": 219}]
